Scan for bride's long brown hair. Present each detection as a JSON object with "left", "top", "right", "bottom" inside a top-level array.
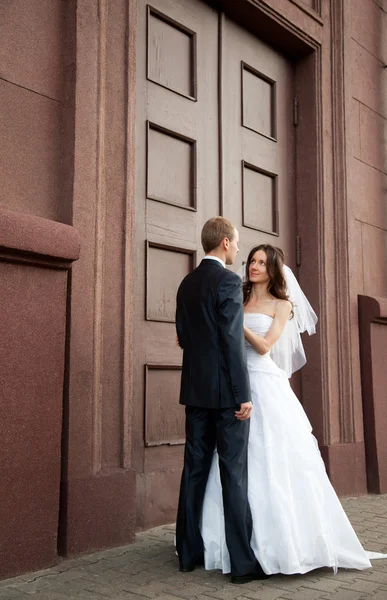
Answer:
[{"left": 243, "top": 244, "right": 293, "bottom": 316}]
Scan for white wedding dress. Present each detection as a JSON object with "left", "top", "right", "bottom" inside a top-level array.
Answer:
[{"left": 201, "top": 313, "right": 385, "bottom": 575}]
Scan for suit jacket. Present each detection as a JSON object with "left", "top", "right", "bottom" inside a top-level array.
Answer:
[{"left": 176, "top": 258, "right": 251, "bottom": 409}]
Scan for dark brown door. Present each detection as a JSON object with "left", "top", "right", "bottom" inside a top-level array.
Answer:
[{"left": 134, "top": 0, "right": 297, "bottom": 529}]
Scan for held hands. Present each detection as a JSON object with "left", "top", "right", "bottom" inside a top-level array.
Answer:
[{"left": 235, "top": 401, "right": 253, "bottom": 421}]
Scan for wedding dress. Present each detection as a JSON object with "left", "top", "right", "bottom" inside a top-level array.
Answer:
[{"left": 201, "top": 313, "right": 386, "bottom": 575}]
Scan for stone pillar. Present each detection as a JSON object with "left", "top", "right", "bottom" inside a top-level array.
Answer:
[
  {"left": 60, "top": 0, "right": 137, "bottom": 555},
  {"left": 318, "top": 0, "right": 368, "bottom": 496}
]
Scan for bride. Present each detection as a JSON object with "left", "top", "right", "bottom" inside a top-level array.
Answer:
[{"left": 201, "top": 243, "right": 385, "bottom": 576}]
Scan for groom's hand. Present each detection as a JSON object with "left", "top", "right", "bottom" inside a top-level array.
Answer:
[{"left": 235, "top": 402, "right": 253, "bottom": 421}]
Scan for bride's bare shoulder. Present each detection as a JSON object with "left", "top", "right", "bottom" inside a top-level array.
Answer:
[{"left": 275, "top": 298, "right": 292, "bottom": 314}]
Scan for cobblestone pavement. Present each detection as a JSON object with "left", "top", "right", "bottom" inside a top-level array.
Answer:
[{"left": 1, "top": 496, "right": 387, "bottom": 600}]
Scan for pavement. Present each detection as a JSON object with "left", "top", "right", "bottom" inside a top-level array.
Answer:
[{"left": 1, "top": 495, "right": 387, "bottom": 600}]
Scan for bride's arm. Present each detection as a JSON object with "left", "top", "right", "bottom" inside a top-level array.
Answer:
[{"left": 244, "top": 301, "right": 292, "bottom": 355}]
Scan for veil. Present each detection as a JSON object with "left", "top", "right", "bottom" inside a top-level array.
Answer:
[{"left": 236, "top": 262, "right": 318, "bottom": 377}]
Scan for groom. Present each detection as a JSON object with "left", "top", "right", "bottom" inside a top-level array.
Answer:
[{"left": 175, "top": 217, "right": 267, "bottom": 584}]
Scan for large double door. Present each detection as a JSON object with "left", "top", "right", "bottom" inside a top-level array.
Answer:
[{"left": 134, "top": 0, "right": 296, "bottom": 527}]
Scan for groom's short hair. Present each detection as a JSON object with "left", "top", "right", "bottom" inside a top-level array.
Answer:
[{"left": 201, "top": 217, "right": 236, "bottom": 253}]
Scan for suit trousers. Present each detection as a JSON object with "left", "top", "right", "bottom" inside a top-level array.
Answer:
[{"left": 176, "top": 406, "right": 264, "bottom": 577}]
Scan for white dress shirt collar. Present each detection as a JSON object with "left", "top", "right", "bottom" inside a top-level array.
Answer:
[{"left": 203, "top": 255, "right": 225, "bottom": 268}]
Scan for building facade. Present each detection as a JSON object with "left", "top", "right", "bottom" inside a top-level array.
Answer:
[{"left": 0, "top": 0, "right": 386, "bottom": 580}]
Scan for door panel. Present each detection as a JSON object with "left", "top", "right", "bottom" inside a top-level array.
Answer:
[
  {"left": 221, "top": 16, "right": 296, "bottom": 271},
  {"left": 220, "top": 16, "right": 300, "bottom": 398}
]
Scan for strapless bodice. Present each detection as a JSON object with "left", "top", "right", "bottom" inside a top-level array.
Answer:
[
  {"left": 243, "top": 312, "right": 273, "bottom": 337},
  {"left": 243, "top": 313, "right": 278, "bottom": 372}
]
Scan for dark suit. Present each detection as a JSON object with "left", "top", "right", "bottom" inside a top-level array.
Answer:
[{"left": 175, "top": 258, "right": 264, "bottom": 577}]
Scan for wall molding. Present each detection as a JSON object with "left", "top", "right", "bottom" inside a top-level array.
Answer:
[
  {"left": 92, "top": 0, "right": 108, "bottom": 474},
  {"left": 122, "top": 0, "right": 137, "bottom": 469},
  {"left": 331, "top": 0, "right": 355, "bottom": 443}
]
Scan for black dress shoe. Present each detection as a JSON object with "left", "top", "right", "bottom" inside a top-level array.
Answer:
[
  {"left": 231, "top": 572, "right": 271, "bottom": 584},
  {"left": 179, "top": 556, "right": 204, "bottom": 572},
  {"left": 179, "top": 564, "right": 195, "bottom": 572}
]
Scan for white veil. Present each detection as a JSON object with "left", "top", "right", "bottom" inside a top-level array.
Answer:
[{"left": 237, "top": 262, "right": 318, "bottom": 378}]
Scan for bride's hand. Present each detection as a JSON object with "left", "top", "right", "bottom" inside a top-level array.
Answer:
[{"left": 235, "top": 401, "right": 253, "bottom": 421}]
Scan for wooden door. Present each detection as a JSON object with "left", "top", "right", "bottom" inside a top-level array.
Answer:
[
  {"left": 134, "top": 0, "right": 220, "bottom": 527},
  {"left": 134, "top": 0, "right": 297, "bottom": 528}
]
